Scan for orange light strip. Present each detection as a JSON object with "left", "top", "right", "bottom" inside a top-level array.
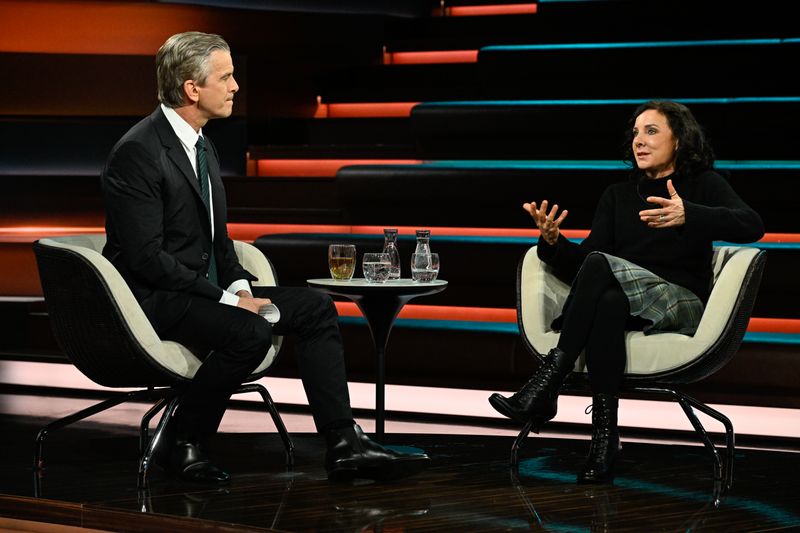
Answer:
[
  {"left": 748, "top": 318, "right": 800, "bottom": 333},
  {"left": 0, "top": 1, "right": 215, "bottom": 55},
  {"left": 3, "top": 225, "right": 799, "bottom": 245},
  {"left": 450, "top": 4, "right": 538, "bottom": 16},
  {"left": 758, "top": 233, "right": 800, "bottom": 242},
  {"left": 0, "top": 226, "right": 106, "bottom": 243},
  {"left": 226, "top": 224, "right": 353, "bottom": 242},
  {"left": 433, "top": 3, "right": 538, "bottom": 16},
  {"left": 314, "top": 101, "right": 419, "bottom": 118},
  {"left": 351, "top": 226, "right": 585, "bottom": 239},
  {"left": 335, "top": 302, "right": 517, "bottom": 322},
  {"left": 384, "top": 50, "right": 479, "bottom": 65},
  {"left": 255, "top": 159, "right": 421, "bottom": 178},
  {"left": 335, "top": 301, "right": 800, "bottom": 334}
]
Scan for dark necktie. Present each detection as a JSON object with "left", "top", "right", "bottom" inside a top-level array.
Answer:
[{"left": 195, "top": 136, "right": 218, "bottom": 286}]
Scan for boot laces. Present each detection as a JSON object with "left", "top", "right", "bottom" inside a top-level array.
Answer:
[{"left": 512, "top": 360, "right": 562, "bottom": 402}]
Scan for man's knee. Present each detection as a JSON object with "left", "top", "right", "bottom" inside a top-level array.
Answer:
[
  {"left": 296, "top": 288, "right": 337, "bottom": 320},
  {"left": 230, "top": 314, "right": 273, "bottom": 361}
]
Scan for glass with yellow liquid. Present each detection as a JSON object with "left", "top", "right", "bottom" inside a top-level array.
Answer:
[{"left": 328, "top": 244, "right": 356, "bottom": 281}]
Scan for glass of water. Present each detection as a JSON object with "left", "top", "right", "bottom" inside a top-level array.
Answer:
[
  {"left": 411, "top": 253, "right": 439, "bottom": 282},
  {"left": 362, "top": 253, "right": 391, "bottom": 283}
]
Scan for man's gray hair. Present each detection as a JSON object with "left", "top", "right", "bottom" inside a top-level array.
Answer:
[{"left": 156, "top": 31, "right": 230, "bottom": 108}]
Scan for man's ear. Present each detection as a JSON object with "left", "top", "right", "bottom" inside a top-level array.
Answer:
[{"left": 183, "top": 80, "right": 199, "bottom": 104}]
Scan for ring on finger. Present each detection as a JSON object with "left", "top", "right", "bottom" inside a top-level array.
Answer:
[{"left": 659, "top": 214, "right": 665, "bottom": 221}]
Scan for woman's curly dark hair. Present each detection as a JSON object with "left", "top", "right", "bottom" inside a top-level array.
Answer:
[{"left": 622, "top": 100, "right": 715, "bottom": 179}]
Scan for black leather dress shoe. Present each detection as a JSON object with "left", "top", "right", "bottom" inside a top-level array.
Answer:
[
  {"left": 155, "top": 438, "right": 231, "bottom": 484},
  {"left": 325, "top": 424, "right": 430, "bottom": 482}
]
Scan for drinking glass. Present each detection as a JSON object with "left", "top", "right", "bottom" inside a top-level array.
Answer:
[
  {"left": 363, "top": 253, "right": 392, "bottom": 283},
  {"left": 411, "top": 253, "right": 439, "bottom": 282},
  {"left": 328, "top": 244, "right": 356, "bottom": 281}
]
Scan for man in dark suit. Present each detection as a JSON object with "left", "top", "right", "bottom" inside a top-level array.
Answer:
[{"left": 101, "top": 31, "right": 428, "bottom": 484}]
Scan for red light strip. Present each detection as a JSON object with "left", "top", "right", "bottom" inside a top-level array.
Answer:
[
  {"left": 314, "top": 102, "right": 419, "bottom": 118},
  {"left": 335, "top": 302, "right": 517, "bottom": 322},
  {"left": 0, "top": 1, "right": 216, "bottom": 55},
  {"left": 335, "top": 301, "right": 800, "bottom": 334},
  {"left": 384, "top": 50, "right": 478, "bottom": 65},
  {"left": 434, "top": 3, "right": 538, "bottom": 17},
  {"left": 3, "top": 225, "right": 798, "bottom": 245},
  {"left": 255, "top": 159, "right": 421, "bottom": 178}
]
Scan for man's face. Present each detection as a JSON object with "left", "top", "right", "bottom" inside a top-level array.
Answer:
[{"left": 196, "top": 50, "right": 238, "bottom": 120}]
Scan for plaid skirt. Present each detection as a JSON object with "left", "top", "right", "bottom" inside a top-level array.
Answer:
[{"left": 568, "top": 252, "right": 704, "bottom": 336}]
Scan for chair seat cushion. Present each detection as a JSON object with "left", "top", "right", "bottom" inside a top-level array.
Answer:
[{"left": 519, "top": 246, "right": 759, "bottom": 376}]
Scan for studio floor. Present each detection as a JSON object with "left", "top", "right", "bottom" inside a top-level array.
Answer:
[{"left": 0, "top": 392, "right": 799, "bottom": 533}]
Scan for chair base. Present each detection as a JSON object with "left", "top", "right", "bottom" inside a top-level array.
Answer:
[
  {"left": 509, "top": 387, "right": 734, "bottom": 496},
  {"left": 32, "top": 383, "right": 295, "bottom": 491}
]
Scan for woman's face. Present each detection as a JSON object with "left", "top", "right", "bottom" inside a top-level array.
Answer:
[{"left": 632, "top": 109, "right": 677, "bottom": 179}]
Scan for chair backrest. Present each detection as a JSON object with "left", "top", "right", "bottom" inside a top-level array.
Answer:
[
  {"left": 34, "top": 234, "right": 281, "bottom": 388},
  {"left": 517, "top": 245, "right": 766, "bottom": 385}
]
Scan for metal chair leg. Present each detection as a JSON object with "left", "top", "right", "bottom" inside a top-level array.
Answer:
[
  {"left": 139, "top": 396, "right": 170, "bottom": 455},
  {"left": 138, "top": 396, "right": 180, "bottom": 489},
  {"left": 511, "top": 419, "right": 534, "bottom": 468},
  {"left": 34, "top": 389, "right": 154, "bottom": 470},
  {"left": 238, "top": 383, "right": 295, "bottom": 468},
  {"left": 674, "top": 390, "right": 735, "bottom": 491},
  {"left": 635, "top": 387, "right": 735, "bottom": 492}
]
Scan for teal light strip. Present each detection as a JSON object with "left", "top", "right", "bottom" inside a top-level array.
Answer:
[
  {"left": 270, "top": 233, "right": 797, "bottom": 250},
  {"left": 415, "top": 160, "right": 800, "bottom": 170},
  {"left": 520, "top": 456, "right": 800, "bottom": 527},
  {"left": 337, "top": 317, "right": 800, "bottom": 345},
  {"left": 482, "top": 38, "right": 787, "bottom": 52},
  {"left": 423, "top": 160, "right": 626, "bottom": 169},
  {"left": 294, "top": 233, "right": 537, "bottom": 245},
  {"left": 417, "top": 96, "right": 800, "bottom": 107},
  {"left": 743, "top": 332, "right": 800, "bottom": 345}
]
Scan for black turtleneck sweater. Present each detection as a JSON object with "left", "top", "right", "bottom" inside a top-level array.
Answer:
[{"left": 537, "top": 170, "right": 765, "bottom": 302}]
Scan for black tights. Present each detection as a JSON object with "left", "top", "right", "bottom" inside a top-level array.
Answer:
[{"left": 557, "top": 253, "right": 645, "bottom": 395}]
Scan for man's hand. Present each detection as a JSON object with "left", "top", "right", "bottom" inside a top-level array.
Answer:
[
  {"left": 639, "top": 179, "right": 686, "bottom": 228},
  {"left": 523, "top": 199, "right": 568, "bottom": 246},
  {"left": 237, "top": 295, "right": 272, "bottom": 315}
]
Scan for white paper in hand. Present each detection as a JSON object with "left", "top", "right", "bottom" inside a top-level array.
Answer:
[{"left": 258, "top": 303, "right": 280, "bottom": 324}]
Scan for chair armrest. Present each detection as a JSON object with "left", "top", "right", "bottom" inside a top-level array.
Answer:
[
  {"left": 234, "top": 240, "right": 278, "bottom": 287},
  {"left": 517, "top": 246, "right": 570, "bottom": 357}
]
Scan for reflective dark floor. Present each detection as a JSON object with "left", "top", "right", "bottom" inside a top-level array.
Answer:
[{"left": 1, "top": 413, "right": 799, "bottom": 532}]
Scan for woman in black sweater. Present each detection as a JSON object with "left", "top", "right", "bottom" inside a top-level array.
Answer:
[{"left": 489, "top": 100, "right": 764, "bottom": 483}]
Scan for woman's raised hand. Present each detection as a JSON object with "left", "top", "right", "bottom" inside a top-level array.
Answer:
[
  {"left": 639, "top": 179, "right": 685, "bottom": 228},
  {"left": 523, "top": 200, "right": 568, "bottom": 246}
]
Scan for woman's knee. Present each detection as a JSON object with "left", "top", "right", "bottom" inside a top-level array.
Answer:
[
  {"left": 597, "top": 286, "right": 628, "bottom": 312},
  {"left": 578, "top": 253, "right": 612, "bottom": 280}
]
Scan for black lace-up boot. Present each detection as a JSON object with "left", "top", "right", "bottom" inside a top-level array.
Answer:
[
  {"left": 578, "top": 394, "right": 621, "bottom": 484},
  {"left": 488, "top": 347, "right": 574, "bottom": 430}
]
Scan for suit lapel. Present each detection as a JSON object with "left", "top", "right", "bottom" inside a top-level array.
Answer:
[
  {"left": 151, "top": 107, "right": 213, "bottom": 236},
  {"left": 151, "top": 108, "right": 203, "bottom": 201}
]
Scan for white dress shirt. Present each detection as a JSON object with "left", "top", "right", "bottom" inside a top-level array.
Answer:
[{"left": 161, "top": 104, "right": 251, "bottom": 306}]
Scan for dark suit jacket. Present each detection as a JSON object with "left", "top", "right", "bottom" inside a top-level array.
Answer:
[{"left": 101, "top": 106, "right": 255, "bottom": 332}]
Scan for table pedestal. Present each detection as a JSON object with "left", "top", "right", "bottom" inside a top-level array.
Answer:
[{"left": 308, "top": 279, "right": 447, "bottom": 441}]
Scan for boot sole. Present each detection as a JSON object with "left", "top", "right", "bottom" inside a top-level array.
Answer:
[{"left": 488, "top": 394, "right": 531, "bottom": 425}]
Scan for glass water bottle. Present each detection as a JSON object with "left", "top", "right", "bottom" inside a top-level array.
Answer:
[
  {"left": 382, "top": 228, "right": 401, "bottom": 280},
  {"left": 414, "top": 229, "right": 431, "bottom": 257}
]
